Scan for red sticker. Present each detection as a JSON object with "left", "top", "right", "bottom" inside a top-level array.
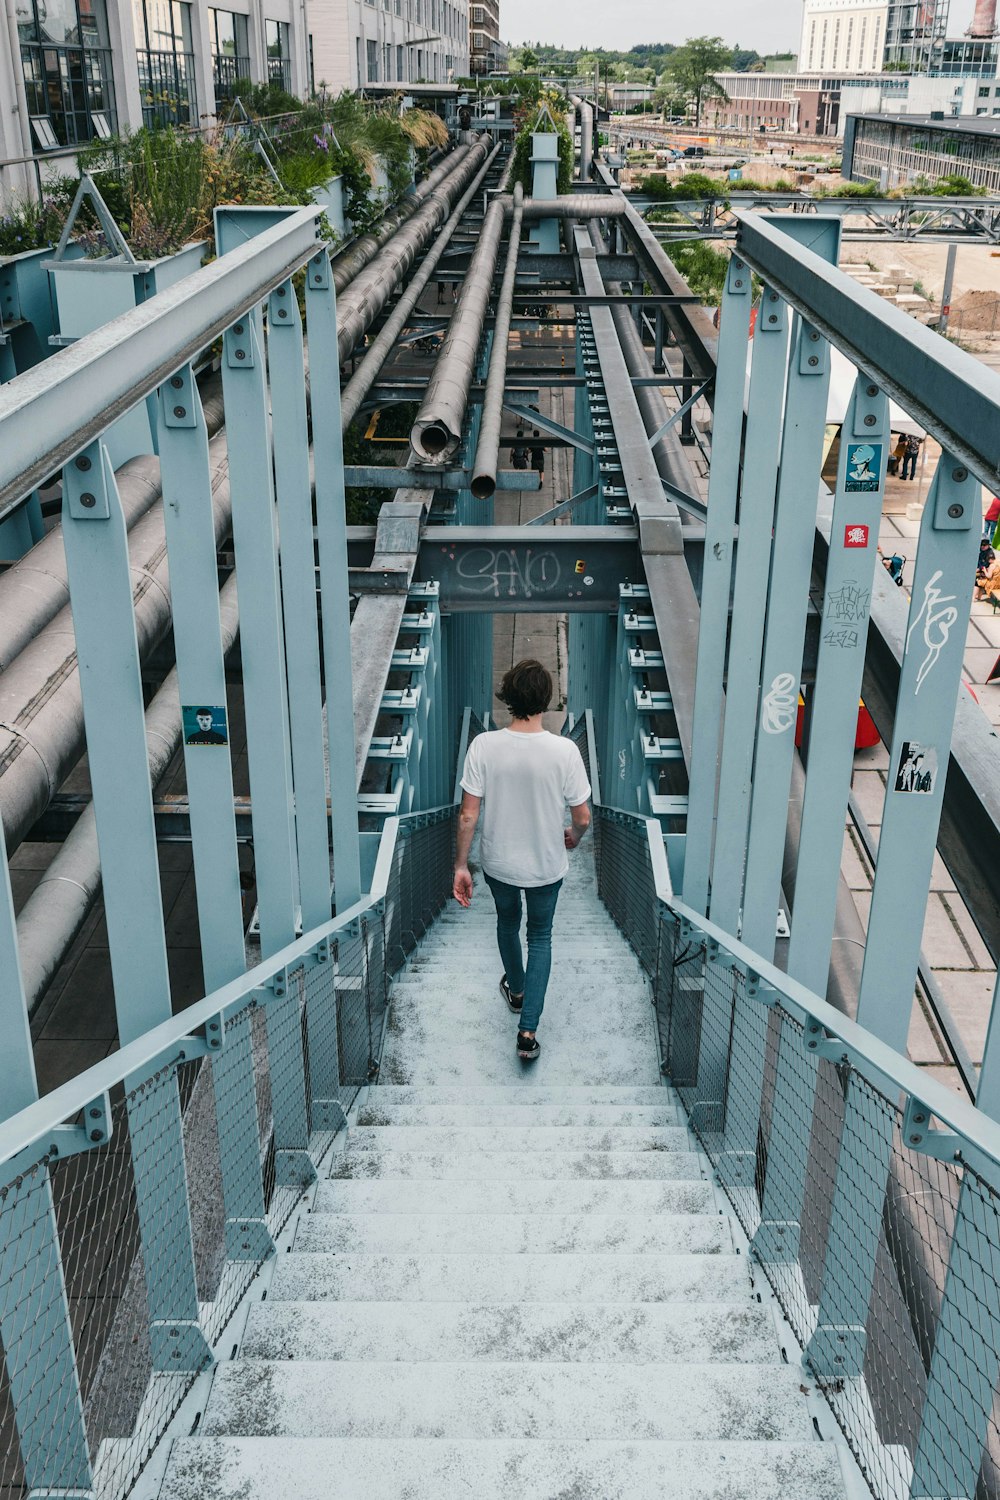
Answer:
[{"left": 844, "top": 524, "right": 870, "bottom": 549}]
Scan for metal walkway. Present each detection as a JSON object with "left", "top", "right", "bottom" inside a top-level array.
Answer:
[{"left": 154, "top": 842, "right": 852, "bottom": 1500}]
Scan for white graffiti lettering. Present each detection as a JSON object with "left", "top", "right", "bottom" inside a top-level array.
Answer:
[
  {"left": 761, "top": 672, "right": 798, "bottom": 735},
  {"left": 454, "top": 547, "right": 561, "bottom": 599},
  {"left": 905, "top": 570, "right": 958, "bottom": 695}
]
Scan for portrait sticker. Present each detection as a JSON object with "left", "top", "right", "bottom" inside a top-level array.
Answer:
[
  {"left": 893, "top": 741, "right": 937, "bottom": 795},
  {"left": 845, "top": 444, "right": 882, "bottom": 492},
  {"left": 183, "top": 705, "right": 229, "bottom": 747}
]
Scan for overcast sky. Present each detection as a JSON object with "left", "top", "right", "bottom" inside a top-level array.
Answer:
[{"left": 503, "top": 0, "right": 976, "bottom": 57}]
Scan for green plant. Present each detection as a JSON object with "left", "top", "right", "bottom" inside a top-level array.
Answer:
[
  {"left": 0, "top": 187, "right": 74, "bottom": 256},
  {"left": 664, "top": 238, "right": 731, "bottom": 305}
]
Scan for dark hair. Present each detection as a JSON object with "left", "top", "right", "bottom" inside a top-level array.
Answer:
[{"left": 497, "top": 659, "right": 552, "bottom": 719}]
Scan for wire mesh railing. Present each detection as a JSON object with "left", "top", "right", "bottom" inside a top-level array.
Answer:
[
  {"left": 0, "top": 799, "right": 460, "bottom": 1500},
  {"left": 593, "top": 807, "right": 1000, "bottom": 1500}
]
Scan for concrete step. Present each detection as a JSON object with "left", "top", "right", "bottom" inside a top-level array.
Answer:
[
  {"left": 355, "top": 1103, "right": 681, "bottom": 1127},
  {"left": 291, "top": 1212, "right": 732, "bottom": 1256},
  {"left": 162, "top": 1436, "right": 849, "bottom": 1500},
  {"left": 329, "top": 1150, "right": 704, "bottom": 1180},
  {"left": 267, "top": 1252, "right": 750, "bottom": 1304},
  {"left": 239, "top": 1298, "right": 778, "bottom": 1363},
  {"left": 199, "top": 1360, "right": 816, "bottom": 1441},
  {"left": 359, "top": 1085, "right": 674, "bottom": 1106},
  {"left": 339, "top": 1126, "right": 689, "bottom": 1155},
  {"left": 312, "top": 1177, "right": 716, "bottom": 1216}
]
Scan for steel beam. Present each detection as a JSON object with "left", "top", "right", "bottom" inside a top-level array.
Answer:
[
  {"left": 0, "top": 207, "right": 321, "bottom": 518},
  {"left": 418, "top": 524, "right": 638, "bottom": 613},
  {"left": 734, "top": 210, "right": 1000, "bottom": 495}
]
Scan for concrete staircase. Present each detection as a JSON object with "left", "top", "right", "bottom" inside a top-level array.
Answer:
[{"left": 159, "top": 845, "right": 851, "bottom": 1499}]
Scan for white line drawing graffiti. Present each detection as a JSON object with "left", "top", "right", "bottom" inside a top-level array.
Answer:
[
  {"left": 905, "top": 570, "right": 958, "bottom": 695},
  {"left": 618, "top": 747, "right": 627, "bottom": 781},
  {"left": 454, "top": 548, "right": 561, "bottom": 599},
  {"left": 761, "top": 672, "right": 798, "bottom": 735}
]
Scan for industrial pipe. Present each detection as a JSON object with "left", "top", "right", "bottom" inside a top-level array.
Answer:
[
  {"left": 335, "top": 137, "right": 491, "bottom": 363},
  {"left": 410, "top": 192, "right": 629, "bottom": 463},
  {"left": 331, "top": 145, "right": 473, "bottom": 294},
  {"left": 470, "top": 183, "right": 524, "bottom": 499},
  {"left": 339, "top": 142, "right": 503, "bottom": 432},
  {"left": 0, "top": 377, "right": 225, "bottom": 672},
  {"left": 15, "top": 574, "right": 241, "bottom": 1011},
  {"left": 0, "top": 434, "right": 233, "bottom": 855}
]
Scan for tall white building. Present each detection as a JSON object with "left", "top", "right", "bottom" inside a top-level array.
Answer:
[
  {"left": 799, "top": 0, "right": 950, "bottom": 73},
  {"left": 800, "top": 0, "right": 889, "bottom": 72},
  {"left": 1, "top": 0, "right": 309, "bottom": 170},
  {"left": 307, "top": 0, "right": 469, "bottom": 94}
]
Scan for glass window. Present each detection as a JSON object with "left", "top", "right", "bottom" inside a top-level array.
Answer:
[
  {"left": 18, "top": 0, "right": 115, "bottom": 145},
  {"left": 366, "top": 36, "right": 377, "bottom": 80},
  {"left": 264, "top": 18, "right": 290, "bottom": 90},
  {"left": 209, "top": 7, "right": 249, "bottom": 102},
  {"left": 396, "top": 43, "right": 403, "bottom": 79},
  {"left": 134, "top": 0, "right": 195, "bottom": 126}
]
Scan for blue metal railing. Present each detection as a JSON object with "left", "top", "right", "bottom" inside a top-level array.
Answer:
[{"left": 590, "top": 800, "right": 1000, "bottom": 1500}]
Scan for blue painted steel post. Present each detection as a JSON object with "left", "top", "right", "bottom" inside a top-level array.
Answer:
[
  {"left": 806, "top": 456, "right": 981, "bottom": 1380},
  {"left": 708, "top": 287, "right": 789, "bottom": 932},
  {"left": 0, "top": 815, "right": 93, "bottom": 1492},
  {"left": 788, "top": 378, "right": 888, "bottom": 991},
  {"left": 738, "top": 313, "right": 832, "bottom": 959},
  {"left": 156, "top": 366, "right": 275, "bottom": 1263},
  {"left": 61, "top": 442, "right": 211, "bottom": 1371},
  {"left": 268, "top": 279, "right": 335, "bottom": 929},
  {"left": 682, "top": 254, "right": 752, "bottom": 913},
  {"left": 220, "top": 317, "right": 315, "bottom": 1189},
  {"left": 304, "top": 248, "right": 362, "bottom": 910}
]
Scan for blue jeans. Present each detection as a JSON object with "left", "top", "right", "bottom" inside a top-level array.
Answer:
[
  {"left": 902, "top": 451, "right": 917, "bottom": 480},
  {"left": 484, "top": 875, "right": 562, "bottom": 1033}
]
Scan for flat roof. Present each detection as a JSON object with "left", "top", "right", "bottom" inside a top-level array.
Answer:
[{"left": 850, "top": 111, "right": 1000, "bottom": 136}]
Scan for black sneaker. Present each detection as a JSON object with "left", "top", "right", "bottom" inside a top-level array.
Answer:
[
  {"left": 500, "top": 975, "right": 523, "bottom": 1014},
  {"left": 517, "top": 1031, "right": 540, "bottom": 1061}
]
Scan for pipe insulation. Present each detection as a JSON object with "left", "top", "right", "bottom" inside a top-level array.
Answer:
[
  {"left": 579, "top": 99, "right": 594, "bottom": 184},
  {"left": 0, "top": 378, "right": 226, "bottom": 673},
  {"left": 470, "top": 183, "right": 524, "bottom": 499},
  {"left": 0, "top": 432, "right": 233, "bottom": 855},
  {"left": 411, "top": 192, "right": 630, "bottom": 462},
  {"left": 15, "top": 573, "right": 241, "bottom": 1012},
  {"left": 339, "top": 141, "right": 503, "bottom": 432},
  {"left": 334, "top": 137, "right": 491, "bottom": 363}
]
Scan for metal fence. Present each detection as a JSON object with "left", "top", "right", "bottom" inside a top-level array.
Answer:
[
  {"left": 0, "top": 802, "right": 456, "bottom": 1500},
  {"left": 592, "top": 807, "right": 1000, "bottom": 1500}
]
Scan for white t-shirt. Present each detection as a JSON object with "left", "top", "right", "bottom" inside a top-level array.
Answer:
[{"left": 461, "top": 729, "right": 592, "bottom": 888}]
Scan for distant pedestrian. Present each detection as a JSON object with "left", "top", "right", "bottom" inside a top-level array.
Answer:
[
  {"left": 510, "top": 441, "right": 529, "bottom": 470},
  {"left": 984, "top": 494, "right": 1000, "bottom": 540},
  {"left": 530, "top": 446, "right": 545, "bottom": 481},
  {"left": 437, "top": 280, "right": 446, "bottom": 304},
  {"left": 901, "top": 432, "right": 922, "bottom": 481}
]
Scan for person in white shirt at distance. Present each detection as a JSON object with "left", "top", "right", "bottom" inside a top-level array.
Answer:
[{"left": 453, "top": 660, "right": 592, "bottom": 1062}]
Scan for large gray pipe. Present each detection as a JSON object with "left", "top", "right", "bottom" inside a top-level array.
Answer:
[
  {"left": 15, "top": 574, "right": 241, "bottom": 1011},
  {"left": 411, "top": 193, "right": 629, "bottom": 462},
  {"left": 470, "top": 184, "right": 524, "bottom": 499},
  {"left": 340, "top": 142, "right": 503, "bottom": 432},
  {"left": 0, "top": 379, "right": 225, "bottom": 672},
  {"left": 0, "top": 434, "right": 233, "bottom": 855},
  {"left": 579, "top": 99, "right": 594, "bottom": 183},
  {"left": 331, "top": 145, "right": 473, "bottom": 294},
  {"left": 335, "top": 138, "right": 491, "bottom": 363}
]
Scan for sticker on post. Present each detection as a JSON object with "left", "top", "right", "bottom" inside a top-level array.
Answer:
[
  {"left": 183, "top": 705, "right": 229, "bottom": 747},
  {"left": 844, "top": 524, "right": 870, "bottom": 549},
  {"left": 893, "top": 741, "right": 937, "bottom": 794},
  {"left": 845, "top": 444, "right": 881, "bottom": 492}
]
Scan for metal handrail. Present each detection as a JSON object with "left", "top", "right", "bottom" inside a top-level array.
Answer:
[
  {"left": 0, "top": 205, "right": 321, "bottom": 517},
  {"left": 667, "top": 884, "right": 1000, "bottom": 1177},
  {"left": 0, "top": 815, "right": 398, "bottom": 1174}
]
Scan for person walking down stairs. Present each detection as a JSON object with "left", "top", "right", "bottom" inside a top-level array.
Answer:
[{"left": 453, "top": 659, "right": 591, "bottom": 1062}]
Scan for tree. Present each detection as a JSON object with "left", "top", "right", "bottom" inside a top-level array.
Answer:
[
  {"left": 512, "top": 46, "right": 539, "bottom": 73},
  {"left": 665, "top": 35, "right": 732, "bottom": 125},
  {"left": 730, "top": 45, "right": 761, "bottom": 71}
]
